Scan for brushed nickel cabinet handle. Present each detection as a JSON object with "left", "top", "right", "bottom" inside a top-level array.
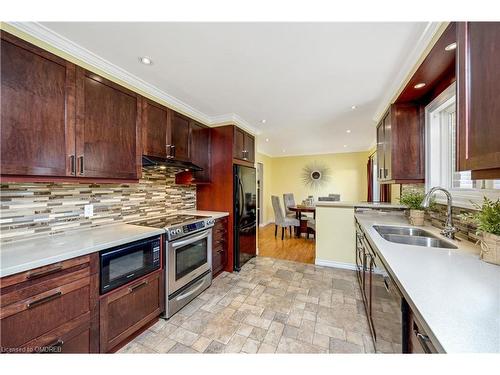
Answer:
[
  {"left": 129, "top": 280, "right": 148, "bottom": 293},
  {"left": 27, "top": 264, "right": 63, "bottom": 280},
  {"left": 27, "top": 291, "right": 62, "bottom": 309},
  {"left": 78, "top": 156, "right": 84, "bottom": 175},
  {"left": 415, "top": 330, "right": 433, "bottom": 354},
  {"left": 70, "top": 155, "right": 76, "bottom": 175}
]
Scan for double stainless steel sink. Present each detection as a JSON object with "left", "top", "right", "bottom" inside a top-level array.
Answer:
[{"left": 373, "top": 225, "right": 458, "bottom": 249}]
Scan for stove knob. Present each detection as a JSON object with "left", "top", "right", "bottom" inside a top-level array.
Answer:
[
  {"left": 176, "top": 228, "right": 182, "bottom": 234},
  {"left": 170, "top": 230, "right": 176, "bottom": 237}
]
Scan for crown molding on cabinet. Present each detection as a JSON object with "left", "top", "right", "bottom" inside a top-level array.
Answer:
[
  {"left": 372, "top": 22, "right": 446, "bottom": 124},
  {"left": 6, "top": 22, "right": 261, "bottom": 136}
]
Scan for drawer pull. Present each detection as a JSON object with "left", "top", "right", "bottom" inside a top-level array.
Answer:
[
  {"left": 129, "top": 280, "right": 148, "bottom": 293},
  {"left": 27, "top": 264, "right": 63, "bottom": 280},
  {"left": 27, "top": 291, "right": 62, "bottom": 309}
]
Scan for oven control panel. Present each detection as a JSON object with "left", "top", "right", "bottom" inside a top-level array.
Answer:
[{"left": 167, "top": 218, "right": 215, "bottom": 241}]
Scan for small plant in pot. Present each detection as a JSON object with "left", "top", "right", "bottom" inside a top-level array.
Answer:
[
  {"left": 461, "top": 197, "right": 500, "bottom": 266},
  {"left": 399, "top": 191, "right": 431, "bottom": 226}
]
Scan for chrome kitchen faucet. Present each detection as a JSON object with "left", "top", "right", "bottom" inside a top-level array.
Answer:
[{"left": 421, "top": 186, "right": 458, "bottom": 240}]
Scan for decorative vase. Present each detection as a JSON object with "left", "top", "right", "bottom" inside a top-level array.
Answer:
[
  {"left": 480, "top": 232, "right": 500, "bottom": 266},
  {"left": 409, "top": 209, "right": 425, "bottom": 226}
]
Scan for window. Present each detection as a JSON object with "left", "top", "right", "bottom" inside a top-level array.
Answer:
[{"left": 425, "top": 83, "right": 500, "bottom": 208}]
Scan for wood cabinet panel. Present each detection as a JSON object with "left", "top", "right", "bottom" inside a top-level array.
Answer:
[
  {"left": 170, "top": 111, "right": 191, "bottom": 162},
  {"left": 142, "top": 98, "right": 169, "bottom": 158},
  {"left": 190, "top": 121, "right": 211, "bottom": 183},
  {"left": 377, "top": 104, "right": 424, "bottom": 184},
  {"left": 233, "top": 127, "right": 246, "bottom": 160},
  {"left": 75, "top": 68, "right": 141, "bottom": 180},
  {"left": 244, "top": 133, "right": 255, "bottom": 163},
  {"left": 0, "top": 31, "right": 76, "bottom": 177},
  {"left": 457, "top": 22, "right": 500, "bottom": 176},
  {"left": 0, "top": 278, "right": 90, "bottom": 348},
  {"left": 99, "top": 270, "right": 162, "bottom": 352},
  {"left": 212, "top": 217, "right": 228, "bottom": 276}
]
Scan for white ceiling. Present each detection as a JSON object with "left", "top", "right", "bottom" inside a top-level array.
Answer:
[{"left": 39, "top": 22, "right": 428, "bottom": 156}]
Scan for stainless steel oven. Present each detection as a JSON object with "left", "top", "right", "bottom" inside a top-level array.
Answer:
[{"left": 166, "top": 228, "right": 212, "bottom": 318}]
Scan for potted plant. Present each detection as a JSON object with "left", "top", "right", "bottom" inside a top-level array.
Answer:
[
  {"left": 399, "top": 191, "right": 429, "bottom": 226},
  {"left": 462, "top": 197, "right": 500, "bottom": 266}
]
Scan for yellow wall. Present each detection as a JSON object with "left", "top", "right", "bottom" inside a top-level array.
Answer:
[{"left": 257, "top": 150, "right": 370, "bottom": 225}]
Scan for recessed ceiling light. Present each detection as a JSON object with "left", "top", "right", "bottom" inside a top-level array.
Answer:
[
  {"left": 282, "top": 149, "right": 286, "bottom": 153},
  {"left": 343, "top": 145, "right": 348, "bottom": 148},
  {"left": 414, "top": 82, "right": 426, "bottom": 89},
  {"left": 139, "top": 56, "right": 153, "bottom": 65},
  {"left": 346, "top": 130, "right": 351, "bottom": 134},
  {"left": 261, "top": 119, "right": 267, "bottom": 124},
  {"left": 265, "top": 138, "right": 269, "bottom": 142},
  {"left": 351, "top": 105, "right": 357, "bottom": 110},
  {"left": 445, "top": 42, "right": 457, "bottom": 51}
]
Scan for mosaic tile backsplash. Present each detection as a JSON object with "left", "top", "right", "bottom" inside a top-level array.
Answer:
[
  {"left": 0, "top": 167, "right": 196, "bottom": 243},
  {"left": 400, "top": 183, "right": 480, "bottom": 242}
]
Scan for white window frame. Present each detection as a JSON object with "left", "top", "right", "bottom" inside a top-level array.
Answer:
[{"left": 425, "top": 82, "right": 500, "bottom": 209}]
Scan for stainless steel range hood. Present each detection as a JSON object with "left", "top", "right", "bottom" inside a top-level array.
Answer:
[{"left": 142, "top": 155, "right": 203, "bottom": 172}]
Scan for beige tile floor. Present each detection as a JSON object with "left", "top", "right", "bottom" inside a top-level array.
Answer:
[{"left": 118, "top": 257, "right": 399, "bottom": 354}]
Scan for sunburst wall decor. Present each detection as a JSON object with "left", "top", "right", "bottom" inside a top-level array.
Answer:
[{"left": 301, "top": 162, "right": 331, "bottom": 190}]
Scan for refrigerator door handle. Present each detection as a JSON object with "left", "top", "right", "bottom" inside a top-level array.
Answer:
[{"left": 237, "top": 176, "right": 244, "bottom": 221}]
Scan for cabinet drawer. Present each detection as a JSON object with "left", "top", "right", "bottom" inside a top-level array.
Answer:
[
  {"left": 0, "top": 277, "right": 90, "bottom": 349},
  {"left": 18, "top": 312, "right": 91, "bottom": 353},
  {"left": 100, "top": 270, "right": 162, "bottom": 352},
  {"left": 0, "top": 255, "right": 94, "bottom": 308}
]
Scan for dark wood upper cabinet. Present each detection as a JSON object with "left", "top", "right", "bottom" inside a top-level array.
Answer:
[
  {"left": 142, "top": 98, "right": 169, "bottom": 158},
  {"left": 1, "top": 31, "right": 76, "bottom": 177},
  {"left": 377, "top": 103, "right": 424, "bottom": 184},
  {"left": 75, "top": 68, "right": 141, "bottom": 180},
  {"left": 170, "top": 111, "right": 191, "bottom": 162},
  {"left": 190, "top": 121, "right": 211, "bottom": 183},
  {"left": 233, "top": 126, "right": 255, "bottom": 163},
  {"left": 457, "top": 22, "right": 500, "bottom": 179}
]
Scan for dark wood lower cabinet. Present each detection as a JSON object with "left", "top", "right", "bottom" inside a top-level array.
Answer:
[
  {"left": 408, "top": 309, "right": 438, "bottom": 353},
  {"left": 99, "top": 270, "right": 163, "bottom": 353},
  {"left": 0, "top": 254, "right": 99, "bottom": 353},
  {"left": 212, "top": 217, "right": 229, "bottom": 277}
]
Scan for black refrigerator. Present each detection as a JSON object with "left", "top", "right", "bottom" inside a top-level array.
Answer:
[{"left": 233, "top": 165, "right": 257, "bottom": 271}]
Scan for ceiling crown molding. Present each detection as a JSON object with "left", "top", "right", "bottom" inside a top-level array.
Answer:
[
  {"left": 372, "top": 22, "right": 445, "bottom": 123},
  {"left": 7, "top": 21, "right": 261, "bottom": 135}
]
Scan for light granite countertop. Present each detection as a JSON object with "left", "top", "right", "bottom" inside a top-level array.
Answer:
[
  {"left": 0, "top": 210, "right": 229, "bottom": 278},
  {"left": 354, "top": 210, "right": 500, "bottom": 353},
  {"left": 316, "top": 201, "right": 406, "bottom": 209}
]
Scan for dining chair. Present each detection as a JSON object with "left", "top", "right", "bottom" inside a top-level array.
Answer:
[
  {"left": 272, "top": 196, "right": 299, "bottom": 240},
  {"left": 283, "top": 193, "right": 297, "bottom": 218},
  {"left": 307, "top": 219, "right": 316, "bottom": 239}
]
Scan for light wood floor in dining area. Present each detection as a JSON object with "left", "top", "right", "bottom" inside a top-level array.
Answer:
[{"left": 258, "top": 224, "right": 315, "bottom": 264}]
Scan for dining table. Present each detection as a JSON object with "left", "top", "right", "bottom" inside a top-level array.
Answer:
[{"left": 288, "top": 205, "right": 316, "bottom": 237}]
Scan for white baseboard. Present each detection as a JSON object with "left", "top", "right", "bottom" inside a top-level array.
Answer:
[
  {"left": 315, "top": 258, "right": 384, "bottom": 274},
  {"left": 259, "top": 221, "right": 274, "bottom": 228},
  {"left": 314, "top": 259, "right": 357, "bottom": 271}
]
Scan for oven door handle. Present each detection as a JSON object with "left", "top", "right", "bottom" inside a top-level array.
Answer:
[
  {"left": 171, "top": 231, "right": 209, "bottom": 248},
  {"left": 174, "top": 276, "right": 208, "bottom": 300}
]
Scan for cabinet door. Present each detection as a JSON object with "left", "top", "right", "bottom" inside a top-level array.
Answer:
[
  {"left": 212, "top": 217, "right": 228, "bottom": 276},
  {"left": 170, "top": 111, "right": 191, "bottom": 161},
  {"left": 1, "top": 31, "right": 76, "bottom": 177},
  {"left": 233, "top": 127, "right": 246, "bottom": 160},
  {"left": 244, "top": 133, "right": 255, "bottom": 163},
  {"left": 457, "top": 22, "right": 500, "bottom": 177},
  {"left": 376, "top": 122, "right": 385, "bottom": 181},
  {"left": 99, "top": 271, "right": 162, "bottom": 353},
  {"left": 142, "top": 98, "right": 169, "bottom": 158},
  {"left": 75, "top": 68, "right": 141, "bottom": 180},
  {"left": 190, "top": 121, "right": 211, "bottom": 183},
  {"left": 383, "top": 112, "right": 392, "bottom": 180}
]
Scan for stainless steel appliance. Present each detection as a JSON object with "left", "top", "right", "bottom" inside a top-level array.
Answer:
[
  {"left": 132, "top": 215, "right": 214, "bottom": 318},
  {"left": 233, "top": 165, "right": 257, "bottom": 271},
  {"left": 99, "top": 236, "right": 161, "bottom": 294},
  {"left": 355, "top": 220, "right": 409, "bottom": 353}
]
